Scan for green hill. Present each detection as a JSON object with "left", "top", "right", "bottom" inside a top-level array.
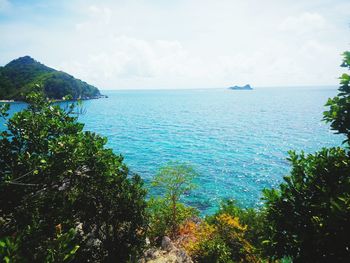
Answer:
[{"left": 0, "top": 56, "right": 102, "bottom": 100}]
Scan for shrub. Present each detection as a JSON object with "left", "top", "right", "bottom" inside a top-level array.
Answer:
[
  {"left": 207, "top": 199, "right": 266, "bottom": 253},
  {"left": 324, "top": 51, "right": 350, "bottom": 144},
  {"left": 192, "top": 236, "right": 233, "bottom": 263},
  {"left": 262, "top": 52, "right": 350, "bottom": 262},
  {"left": 262, "top": 148, "right": 350, "bottom": 262},
  {"left": 0, "top": 92, "right": 147, "bottom": 262},
  {"left": 147, "top": 198, "right": 198, "bottom": 243},
  {"left": 181, "top": 214, "right": 259, "bottom": 263},
  {"left": 180, "top": 220, "right": 232, "bottom": 263}
]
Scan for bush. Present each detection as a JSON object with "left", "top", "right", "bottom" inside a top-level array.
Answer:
[
  {"left": 192, "top": 236, "right": 233, "bottom": 263},
  {"left": 262, "top": 148, "right": 350, "bottom": 262},
  {"left": 324, "top": 51, "right": 350, "bottom": 144},
  {"left": 180, "top": 220, "right": 232, "bottom": 263},
  {"left": 180, "top": 213, "right": 258, "bottom": 263},
  {"left": 262, "top": 52, "right": 350, "bottom": 262},
  {"left": 0, "top": 92, "right": 147, "bottom": 262},
  {"left": 207, "top": 199, "right": 266, "bottom": 254},
  {"left": 147, "top": 198, "right": 198, "bottom": 243}
]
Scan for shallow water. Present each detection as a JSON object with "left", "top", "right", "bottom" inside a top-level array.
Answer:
[{"left": 2, "top": 87, "right": 343, "bottom": 214}]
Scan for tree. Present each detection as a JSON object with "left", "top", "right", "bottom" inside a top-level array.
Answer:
[
  {"left": 262, "top": 149, "right": 350, "bottom": 262},
  {"left": 262, "top": 52, "right": 350, "bottom": 262},
  {"left": 324, "top": 51, "right": 350, "bottom": 144},
  {"left": 0, "top": 92, "right": 147, "bottom": 262},
  {"left": 148, "top": 162, "right": 198, "bottom": 240}
]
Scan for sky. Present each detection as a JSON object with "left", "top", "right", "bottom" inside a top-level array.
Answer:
[{"left": 0, "top": 0, "right": 349, "bottom": 90}]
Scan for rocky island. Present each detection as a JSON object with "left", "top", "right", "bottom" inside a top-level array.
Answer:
[
  {"left": 0, "top": 56, "right": 105, "bottom": 101},
  {"left": 229, "top": 84, "right": 253, "bottom": 90}
]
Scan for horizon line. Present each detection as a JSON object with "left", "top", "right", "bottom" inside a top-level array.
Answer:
[{"left": 99, "top": 85, "right": 339, "bottom": 91}]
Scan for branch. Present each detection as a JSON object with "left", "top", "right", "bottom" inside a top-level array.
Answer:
[
  {"left": 12, "top": 169, "right": 36, "bottom": 182},
  {"left": 6, "top": 181, "right": 39, "bottom": 186}
]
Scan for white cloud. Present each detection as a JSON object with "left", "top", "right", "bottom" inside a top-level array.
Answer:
[
  {"left": 279, "top": 12, "right": 327, "bottom": 33},
  {"left": 0, "top": 0, "right": 349, "bottom": 89},
  {"left": 58, "top": 35, "right": 205, "bottom": 89},
  {"left": 87, "top": 5, "right": 112, "bottom": 25}
]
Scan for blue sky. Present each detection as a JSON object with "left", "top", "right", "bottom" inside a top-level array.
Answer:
[{"left": 0, "top": 0, "right": 349, "bottom": 89}]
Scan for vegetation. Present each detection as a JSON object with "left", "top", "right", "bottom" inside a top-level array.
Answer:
[
  {"left": 180, "top": 211, "right": 258, "bottom": 262},
  {"left": 0, "top": 56, "right": 101, "bottom": 100},
  {"left": 147, "top": 162, "right": 199, "bottom": 241},
  {"left": 206, "top": 200, "right": 265, "bottom": 256},
  {"left": 261, "top": 51, "right": 350, "bottom": 262},
  {"left": 324, "top": 51, "right": 350, "bottom": 144},
  {"left": 262, "top": 148, "right": 350, "bottom": 262},
  {"left": 0, "top": 92, "right": 147, "bottom": 262}
]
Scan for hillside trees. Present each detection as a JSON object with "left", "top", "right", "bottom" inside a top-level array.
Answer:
[{"left": 0, "top": 56, "right": 101, "bottom": 100}]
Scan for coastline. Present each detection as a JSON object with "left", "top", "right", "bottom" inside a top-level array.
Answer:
[
  {"left": 50, "top": 94, "right": 108, "bottom": 102},
  {"left": 0, "top": 95, "right": 108, "bottom": 103}
]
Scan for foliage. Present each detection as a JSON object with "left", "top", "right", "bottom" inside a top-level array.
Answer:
[
  {"left": 215, "top": 214, "right": 257, "bottom": 262},
  {"left": 0, "top": 226, "right": 79, "bottom": 263},
  {"left": 0, "top": 236, "right": 21, "bottom": 263},
  {"left": 148, "top": 162, "right": 199, "bottom": 239},
  {"left": 191, "top": 236, "right": 233, "bottom": 263},
  {"left": 324, "top": 51, "right": 350, "bottom": 144},
  {"left": 0, "top": 56, "right": 100, "bottom": 100},
  {"left": 180, "top": 220, "right": 232, "bottom": 263},
  {"left": 207, "top": 199, "right": 266, "bottom": 253},
  {"left": 45, "top": 226, "right": 80, "bottom": 263},
  {"left": 179, "top": 220, "right": 215, "bottom": 250},
  {"left": 262, "top": 148, "right": 350, "bottom": 262},
  {"left": 147, "top": 198, "right": 198, "bottom": 243},
  {"left": 180, "top": 214, "right": 258, "bottom": 263},
  {"left": 261, "top": 52, "right": 350, "bottom": 262},
  {"left": 0, "top": 92, "right": 147, "bottom": 262}
]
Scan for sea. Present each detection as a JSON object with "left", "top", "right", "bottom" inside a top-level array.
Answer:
[{"left": 1, "top": 86, "right": 344, "bottom": 214}]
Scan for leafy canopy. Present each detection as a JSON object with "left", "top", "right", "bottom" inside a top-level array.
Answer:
[
  {"left": 148, "top": 162, "right": 198, "bottom": 240},
  {"left": 0, "top": 92, "right": 147, "bottom": 262},
  {"left": 151, "top": 161, "right": 197, "bottom": 203},
  {"left": 324, "top": 51, "right": 350, "bottom": 144},
  {"left": 262, "top": 148, "right": 350, "bottom": 262}
]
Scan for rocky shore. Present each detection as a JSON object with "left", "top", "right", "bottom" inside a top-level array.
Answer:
[{"left": 139, "top": 236, "right": 193, "bottom": 263}]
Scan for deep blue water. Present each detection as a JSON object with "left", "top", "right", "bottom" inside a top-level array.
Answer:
[{"left": 1, "top": 87, "right": 344, "bottom": 214}]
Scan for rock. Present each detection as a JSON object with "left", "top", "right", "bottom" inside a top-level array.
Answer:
[
  {"left": 161, "top": 236, "right": 175, "bottom": 252},
  {"left": 229, "top": 84, "right": 253, "bottom": 90},
  {"left": 144, "top": 247, "right": 161, "bottom": 260},
  {"left": 140, "top": 248, "right": 193, "bottom": 263},
  {"left": 175, "top": 248, "right": 193, "bottom": 263},
  {"left": 139, "top": 236, "right": 193, "bottom": 263}
]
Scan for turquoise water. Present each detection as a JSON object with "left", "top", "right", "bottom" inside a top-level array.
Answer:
[{"left": 2, "top": 87, "right": 343, "bottom": 214}]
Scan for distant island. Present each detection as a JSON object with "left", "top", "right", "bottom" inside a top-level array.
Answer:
[
  {"left": 0, "top": 56, "right": 105, "bottom": 101},
  {"left": 229, "top": 84, "right": 253, "bottom": 90}
]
